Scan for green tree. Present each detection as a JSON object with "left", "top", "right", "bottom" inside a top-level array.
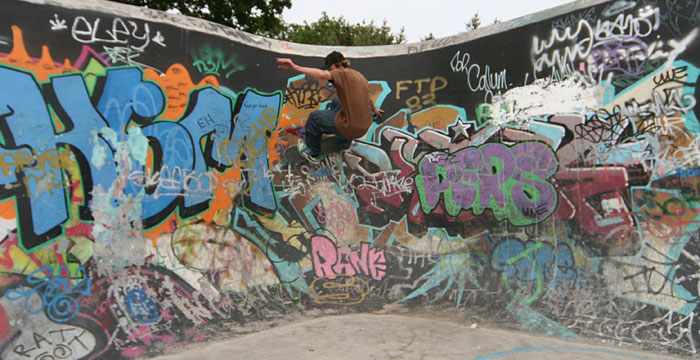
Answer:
[
  {"left": 276, "top": 12, "right": 406, "bottom": 46},
  {"left": 108, "top": 0, "right": 291, "bottom": 36},
  {"left": 421, "top": 32, "right": 436, "bottom": 41},
  {"left": 466, "top": 11, "right": 482, "bottom": 31},
  {"left": 465, "top": 12, "right": 501, "bottom": 32}
]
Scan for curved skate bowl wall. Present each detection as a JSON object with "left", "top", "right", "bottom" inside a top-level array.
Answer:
[{"left": 1, "top": 0, "right": 700, "bottom": 357}]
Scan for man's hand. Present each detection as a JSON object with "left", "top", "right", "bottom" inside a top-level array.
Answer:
[
  {"left": 276, "top": 58, "right": 296, "bottom": 71},
  {"left": 373, "top": 108, "right": 385, "bottom": 118}
]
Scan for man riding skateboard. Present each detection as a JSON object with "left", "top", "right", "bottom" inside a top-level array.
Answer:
[{"left": 277, "top": 51, "right": 384, "bottom": 164}]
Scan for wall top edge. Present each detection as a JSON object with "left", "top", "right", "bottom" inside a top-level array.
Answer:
[{"left": 18, "top": 0, "right": 611, "bottom": 57}]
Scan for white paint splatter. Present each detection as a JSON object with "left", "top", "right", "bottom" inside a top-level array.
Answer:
[
  {"left": 90, "top": 126, "right": 148, "bottom": 272},
  {"left": 127, "top": 126, "right": 149, "bottom": 165},
  {"left": 484, "top": 73, "right": 606, "bottom": 126},
  {"left": 666, "top": 28, "right": 699, "bottom": 65},
  {"left": 90, "top": 129, "right": 107, "bottom": 169}
]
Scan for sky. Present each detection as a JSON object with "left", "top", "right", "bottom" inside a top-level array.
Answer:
[{"left": 282, "top": 0, "right": 575, "bottom": 43}]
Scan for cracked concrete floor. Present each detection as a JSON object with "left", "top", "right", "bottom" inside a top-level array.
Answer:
[{"left": 149, "top": 314, "right": 683, "bottom": 360}]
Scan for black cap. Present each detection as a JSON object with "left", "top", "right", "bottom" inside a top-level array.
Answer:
[{"left": 321, "top": 51, "right": 345, "bottom": 70}]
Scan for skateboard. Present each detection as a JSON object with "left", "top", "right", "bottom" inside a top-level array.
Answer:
[{"left": 284, "top": 135, "right": 345, "bottom": 164}]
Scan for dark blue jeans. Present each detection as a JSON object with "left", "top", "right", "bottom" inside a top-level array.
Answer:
[{"left": 304, "top": 99, "right": 352, "bottom": 156}]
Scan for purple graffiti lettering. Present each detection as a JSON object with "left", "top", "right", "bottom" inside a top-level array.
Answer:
[{"left": 416, "top": 142, "right": 558, "bottom": 225}]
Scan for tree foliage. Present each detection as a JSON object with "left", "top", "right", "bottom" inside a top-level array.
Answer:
[
  {"left": 465, "top": 11, "right": 501, "bottom": 32},
  {"left": 110, "top": 1, "right": 406, "bottom": 45},
  {"left": 421, "top": 32, "right": 436, "bottom": 41},
  {"left": 466, "top": 11, "right": 482, "bottom": 31},
  {"left": 109, "top": 0, "right": 291, "bottom": 36},
  {"left": 275, "top": 12, "right": 406, "bottom": 46}
]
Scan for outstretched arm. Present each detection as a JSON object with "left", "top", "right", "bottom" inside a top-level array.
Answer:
[{"left": 276, "top": 58, "right": 332, "bottom": 81}]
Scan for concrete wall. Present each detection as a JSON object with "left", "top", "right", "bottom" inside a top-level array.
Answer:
[{"left": 0, "top": 0, "right": 699, "bottom": 358}]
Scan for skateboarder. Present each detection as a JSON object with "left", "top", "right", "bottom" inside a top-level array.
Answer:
[{"left": 277, "top": 51, "right": 384, "bottom": 164}]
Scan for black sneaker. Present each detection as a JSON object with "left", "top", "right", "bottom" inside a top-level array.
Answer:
[{"left": 297, "top": 141, "right": 321, "bottom": 164}]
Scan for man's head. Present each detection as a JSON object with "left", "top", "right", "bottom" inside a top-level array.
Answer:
[{"left": 322, "top": 51, "right": 350, "bottom": 70}]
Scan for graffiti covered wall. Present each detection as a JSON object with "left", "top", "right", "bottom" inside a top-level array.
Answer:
[{"left": 1, "top": 0, "right": 700, "bottom": 357}]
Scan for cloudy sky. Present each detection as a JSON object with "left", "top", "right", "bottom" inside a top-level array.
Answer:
[{"left": 282, "top": 0, "right": 575, "bottom": 43}]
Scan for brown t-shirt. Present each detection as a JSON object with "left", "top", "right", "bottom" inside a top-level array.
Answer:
[{"left": 330, "top": 68, "right": 374, "bottom": 139}]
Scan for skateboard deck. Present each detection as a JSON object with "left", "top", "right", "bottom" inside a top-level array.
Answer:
[{"left": 284, "top": 135, "right": 345, "bottom": 164}]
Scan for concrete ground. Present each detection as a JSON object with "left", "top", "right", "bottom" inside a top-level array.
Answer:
[{"left": 149, "top": 313, "right": 683, "bottom": 360}]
